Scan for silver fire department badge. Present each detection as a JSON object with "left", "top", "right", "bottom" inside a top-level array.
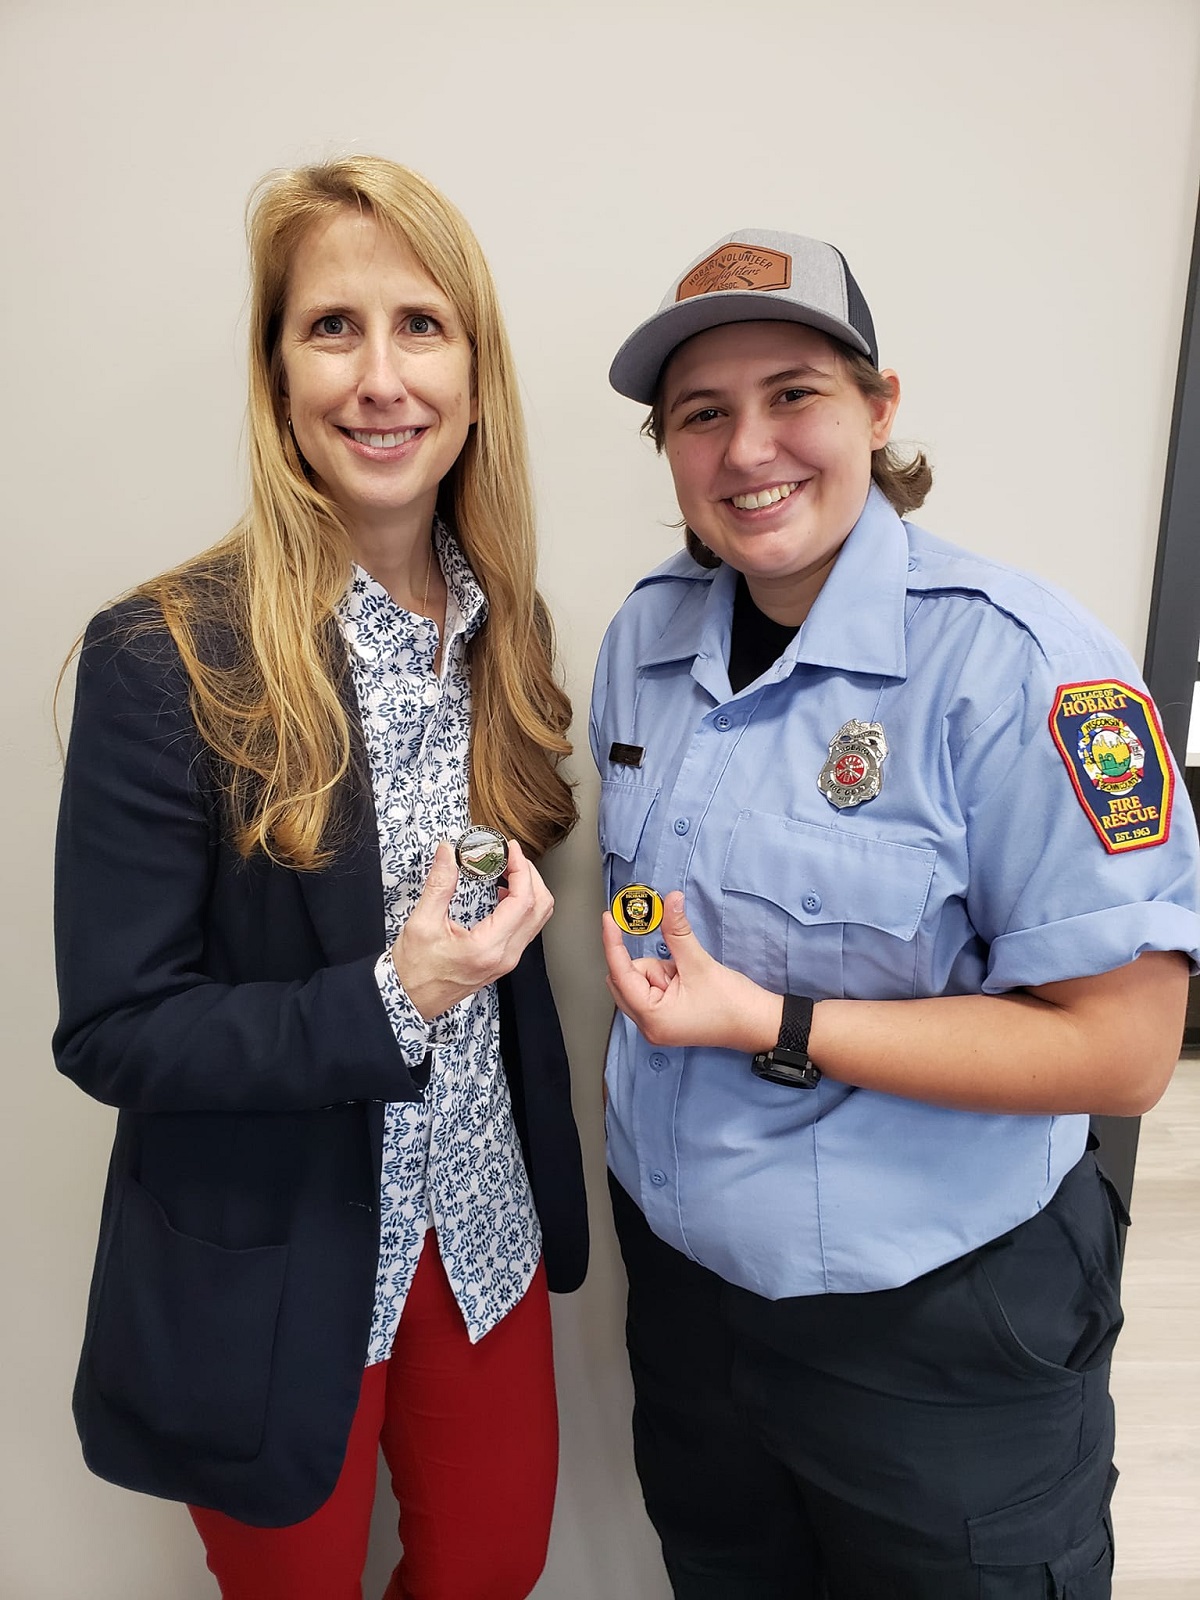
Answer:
[{"left": 817, "top": 720, "right": 888, "bottom": 810}]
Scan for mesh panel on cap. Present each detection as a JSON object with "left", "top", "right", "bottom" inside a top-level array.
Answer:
[{"left": 832, "top": 248, "right": 878, "bottom": 365}]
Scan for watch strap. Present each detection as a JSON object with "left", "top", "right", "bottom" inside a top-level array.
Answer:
[
  {"left": 751, "top": 994, "right": 821, "bottom": 1089},
  {"left": 777, "top": 993, "right": 814, "bottom": 1057}
]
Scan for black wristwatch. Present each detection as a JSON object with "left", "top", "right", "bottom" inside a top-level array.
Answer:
[{"left": 752, "top": 994, "right": 822, "bottom": 1089}]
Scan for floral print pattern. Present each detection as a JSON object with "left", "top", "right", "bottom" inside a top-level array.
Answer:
[{"left": 337, "top": 521, "right": 541, "bottom": 1357}]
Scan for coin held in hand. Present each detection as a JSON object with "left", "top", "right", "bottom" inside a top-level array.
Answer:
[{"left": 455, "top": 827, "right": 510, "bottom": 883}]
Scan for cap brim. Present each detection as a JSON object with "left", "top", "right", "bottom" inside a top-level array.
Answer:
[{"left": 608, "top": 293, "right": 873, "bottom": 405}]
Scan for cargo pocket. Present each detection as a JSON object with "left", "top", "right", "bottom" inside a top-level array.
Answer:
[
  {"left": 91, "top": 1175, "right": 288, "bottom": 1462},
  {"left": 1048, "top": 1513, "right": 1115, "bottom": 1598},
  {"left": 968, "top": 1453, "right": 1116, "bottom": 1598}
]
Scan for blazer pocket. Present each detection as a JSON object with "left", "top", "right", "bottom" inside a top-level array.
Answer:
[{"left": 91, "top": 1175, "right": 288, "bottom": 1463}]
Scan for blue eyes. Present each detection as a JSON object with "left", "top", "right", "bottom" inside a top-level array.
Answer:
[{"left": 310, "top": 313, "right": 440, "bottom": 338}]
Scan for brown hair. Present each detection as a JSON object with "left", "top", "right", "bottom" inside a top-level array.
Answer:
[
  {"left": 642, "top": 336, "right": 933, "bottom": 569},
  {"left": 128, "top": 156, "right": 575, "bottom": 868}
]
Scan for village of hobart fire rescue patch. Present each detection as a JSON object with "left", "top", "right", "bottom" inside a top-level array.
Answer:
[{"left": 1050, "top": 680, "right": 1173, "bottom": 854}]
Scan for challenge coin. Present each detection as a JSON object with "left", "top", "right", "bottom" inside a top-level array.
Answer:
[
  {"left": 611, "top": 883, "right": 664, "bottom": 936},
  {"left": 455, "top": 827, "right": 509, "bottom": 883}
]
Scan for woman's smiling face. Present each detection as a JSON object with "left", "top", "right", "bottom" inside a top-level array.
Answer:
[
  {"left": 660, "top": 320, "right": 899, "bottom": 622},
  {"left": 279, "top": 208, "right": 475, "bottom": 547}
]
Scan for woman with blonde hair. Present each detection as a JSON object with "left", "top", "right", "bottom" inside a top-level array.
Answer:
[{"left": 54, "top": 156, "right": 587, "bottom": 1600}]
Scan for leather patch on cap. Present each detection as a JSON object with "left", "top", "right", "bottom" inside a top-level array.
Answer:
[{"left": 676, "top": 244, "right": 792, "bottom": 302}]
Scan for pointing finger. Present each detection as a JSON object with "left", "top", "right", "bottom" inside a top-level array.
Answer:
[{"left": 601, "top": 910, "right": 638, "bottom": 978}]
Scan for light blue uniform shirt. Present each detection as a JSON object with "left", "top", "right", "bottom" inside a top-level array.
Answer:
[{"left": 591, "top": 487, "right": 1200, "bottom": 1298}]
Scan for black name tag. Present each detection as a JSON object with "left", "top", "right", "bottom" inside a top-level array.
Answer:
[{"left": 609, "top": 742, "right": 644, "bottom": 768}]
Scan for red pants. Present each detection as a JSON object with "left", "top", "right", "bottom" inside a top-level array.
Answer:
[{"left": 190, "top": 1239, "right": 557, "bottom": 1600}]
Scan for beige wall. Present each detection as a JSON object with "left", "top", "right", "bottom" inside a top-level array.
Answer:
[{"left": 3, "top": 2, "right": 1198, "bottom": 1595}]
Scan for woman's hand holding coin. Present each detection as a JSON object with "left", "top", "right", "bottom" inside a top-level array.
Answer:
[{"left": 393, "top": 836, "right": 553, "bottom": 1020}]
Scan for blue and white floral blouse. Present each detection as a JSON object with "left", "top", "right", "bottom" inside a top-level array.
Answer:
[{"left": 336, "top": 521, "right": 541, "bottom": 1359}]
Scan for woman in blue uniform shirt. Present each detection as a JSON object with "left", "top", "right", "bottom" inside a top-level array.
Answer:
[{"left": 593, "top": 229, "right": 1200, "bottom": 1599}]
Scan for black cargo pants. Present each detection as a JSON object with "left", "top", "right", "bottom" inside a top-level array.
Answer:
[{"left": 610, "top": 1152, "right": 1123, "bottom": 1599}]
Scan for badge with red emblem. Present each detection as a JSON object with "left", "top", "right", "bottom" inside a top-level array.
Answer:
[{"left": 818, "top": 720, "right": 888, "bottom": 810}]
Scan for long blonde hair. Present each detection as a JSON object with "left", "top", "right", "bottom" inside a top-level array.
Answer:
[{"left": 135, "top": 157, "right": 575, "bottom": 867}]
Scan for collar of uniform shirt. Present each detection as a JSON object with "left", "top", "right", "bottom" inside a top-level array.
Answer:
[{"left": 633, "top": 485, "right": 909, "bottom": 683}]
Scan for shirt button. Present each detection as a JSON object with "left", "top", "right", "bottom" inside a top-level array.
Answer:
[
  {"left": 907, "top": 556, "right": 918, "bottom": 572},
  {"left": 649, "top": 1052, "right": 668, "bottom": 1072},
  {"left": 715, "top": 715, "right": 732, "bottom": 731},
  {"left": 674, "top": 817, "right": 690, "bottom": 835},
  {"left": 649, "top": 1169, "right": 667, "bottom": 1187},
  {"left": 803, "top": 891, "right": 822, "bottom": 914},
  {"left": 423, "top": 682, "right": 439, "bottom": 705},
  {"left": 656, "top": 940, "right": 670, "bottom": 958}
]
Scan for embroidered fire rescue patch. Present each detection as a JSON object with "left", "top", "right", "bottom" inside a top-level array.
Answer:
[{"left": 1049, "top": 680, "right": 1172, "bottom": 853}]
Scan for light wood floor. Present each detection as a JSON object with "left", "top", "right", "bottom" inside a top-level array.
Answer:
[{"left": 1110, "top": 1060, "right": 1200, "bottom": 1598}]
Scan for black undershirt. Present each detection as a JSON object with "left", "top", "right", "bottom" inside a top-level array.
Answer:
[{"left": 728, "top": 573, "right": 801, "bottom": 694}]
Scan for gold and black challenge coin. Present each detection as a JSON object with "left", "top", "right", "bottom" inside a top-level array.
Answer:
[
  {"left": 611, "top": 883, "right": 664, "bottom": 936},
  {"left": 455, "top": 827, "right": 509, "bottom": 883}
]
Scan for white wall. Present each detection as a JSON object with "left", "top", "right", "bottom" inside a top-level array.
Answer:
[{"left": 3, "top": 2, "right": 1198, "bottom": 1595}]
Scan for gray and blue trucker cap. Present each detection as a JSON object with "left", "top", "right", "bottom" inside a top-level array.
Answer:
[{"left": 608, "top": 229, "right": 878, "bottom": 404}]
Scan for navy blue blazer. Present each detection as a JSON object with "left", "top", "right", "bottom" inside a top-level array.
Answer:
[{"left": 54, "top": 602, "right": 588, "bottom": 1527}]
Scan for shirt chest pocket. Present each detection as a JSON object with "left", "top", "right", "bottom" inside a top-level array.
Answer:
[
  {"left": 720, "top": 812, "right": 937, "bottom": 1001},
  {"left": 599, "top": 779, "right": 660, "bottom": 902}
]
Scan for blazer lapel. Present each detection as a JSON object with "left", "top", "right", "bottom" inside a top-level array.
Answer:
[{"left": 297, "top": 800, "right": 386, "bottom": 966}]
